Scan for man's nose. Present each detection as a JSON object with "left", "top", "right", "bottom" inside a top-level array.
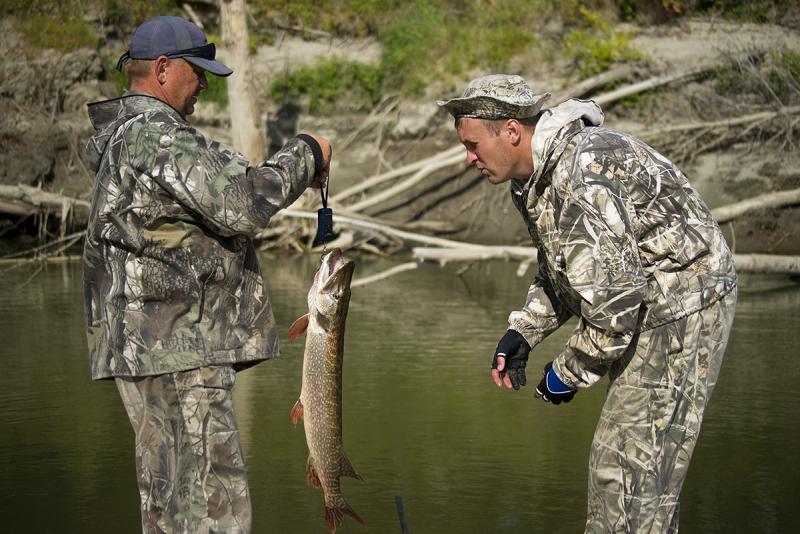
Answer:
[
  {"left": 466, "top": 150, "right": 478, "bottom": 166},
  {"left": 199, "top": 72, "right": 208, "bottom": 90}
]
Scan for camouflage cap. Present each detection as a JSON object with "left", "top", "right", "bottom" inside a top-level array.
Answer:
[{"left": 437, "top": 74, "right": 551, "bottom": 120}]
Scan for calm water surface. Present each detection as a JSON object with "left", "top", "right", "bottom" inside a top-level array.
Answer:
[{"left": 1, "top": 255, "right": 799, "bottom": 533}]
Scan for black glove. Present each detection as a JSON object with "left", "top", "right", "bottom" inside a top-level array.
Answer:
[
  {"left": 535, "top": 361, "right": 576, "bottom": 405},
  {"left": 492, "top": 330, "right": 531, "bottom": 390}
]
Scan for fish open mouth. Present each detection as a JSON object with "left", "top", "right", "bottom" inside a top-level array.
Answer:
[{"left": 318, "top": 248, "right": 355, "bottom": 291}]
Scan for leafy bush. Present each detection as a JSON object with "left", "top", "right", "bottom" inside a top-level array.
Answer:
[
  {"left": 204, "top": 71, "right": 229, "bottom": 109},
  {"left": 563, "top": 7, "right": 641, "bottom": 78},
  {"left": 21, "top": 15, "right": 98, "bottom": 52},
  {"left": 270, "top": 58, "right": 384, "bottom": 112}
]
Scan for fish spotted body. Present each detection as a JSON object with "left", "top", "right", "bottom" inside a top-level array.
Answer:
[{"left": 288, "top": 248, "right": 364, "bottom": 532}]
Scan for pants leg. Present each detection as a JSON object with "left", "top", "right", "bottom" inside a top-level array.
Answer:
[
  {"left": 585, "top": 289, "right": 736, "bottom": 534},
  {"left": 115, "top": 365, "right": 252, "bottom": 534}
]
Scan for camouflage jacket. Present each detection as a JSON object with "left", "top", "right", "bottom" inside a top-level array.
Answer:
[
  {"left": 508, "top": 99, "right": 737, "bottom": 389},
  {"left": 83, "top": 93, "right": 318, "bottom": 380}
]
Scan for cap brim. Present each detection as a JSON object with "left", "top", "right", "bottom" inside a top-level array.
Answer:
[
  {"left": 437, "top": 93, "right": 551, "bottom": 120},
  {"left": 185, "top": 56, "right": 233, "bottom": 77}
]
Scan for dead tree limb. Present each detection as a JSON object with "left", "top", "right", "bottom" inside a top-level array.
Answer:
[
  {"left": 0, "top": 184, "right": 90, "bottom": 235},
  {"left": 273, "top": 209, "right": 487, "bottom": 249},
  {"left": 330, "top": 145, "right": 464, "bottom": 203},
  {"left": 733, "top": 254, "right": 800, "bottom": 274},
  {"left": 711, "top": 187, "right": 800, "bottom": 224},
  {"left": 344, "top": 151, "right": 465, "bottom": 213},
  {"left": 552, "top": 64, "right": 637, "bottom": 102},
  {"left": 351, "top": 262, "right": 419, "bottom": 288},
  {"left": 413, "top": 244, "right": 800, "bottom": 276},
  {"left": 636, "top": 106, "right": 800, "bottom": 138},
  {"left": 593, "top": 63, "right": 714, "bottom": 106}
]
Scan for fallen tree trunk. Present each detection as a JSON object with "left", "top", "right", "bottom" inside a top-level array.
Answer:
[
  {"left": 711, "top": 187, "right": 800, "bottom": 224},
  {"left": 636, "top": 106, "right": 800, "bottom": 138},
  {"left": 412, "top": 245, "right": 536, "bottom": 263},
  {"left": 0, "top": 184, "right": 89, "bottom": 216},
  {"left": 344, "top": 150, "right": 465, "bottom": 213},
  {"left": 413, "top": 245, "right": 800, "bottom": 275},
  {"left": 733, "top": 254, "right": 800, "bottom": 274},
  {"left": 593, "top": 63, "right": 713, "bottom": 107},
  {"left": 331, "top": 145, "right": 464, "bottom": 203},
  {"left": 0, "top": 184, "right": 90, "bottom": 237}
]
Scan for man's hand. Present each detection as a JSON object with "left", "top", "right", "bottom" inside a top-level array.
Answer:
[
  {"left": 491, "top": 330, "right": 531, "bottom": 390},
  {"left": 299, "top": 131, "right": 331, "bottom": 189},
  {"left": 535, "top": 361, "right": 576, "bottom": 405}
]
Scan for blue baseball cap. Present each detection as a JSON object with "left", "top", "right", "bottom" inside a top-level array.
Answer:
[{"left": 116, "top": 16, "right": 233, "bottom": 77}]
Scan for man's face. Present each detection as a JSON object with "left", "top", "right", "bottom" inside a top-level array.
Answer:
[
  {"left": 456, "top": 118, "right": 516, "bottom": 184},
  {"left": 163, "top": 58, "right": 208, "bottom": 117}
]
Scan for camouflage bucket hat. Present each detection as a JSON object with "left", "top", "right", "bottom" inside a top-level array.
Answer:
[{"left": 437, "top": 74, "right": 551, "bottom": 120}]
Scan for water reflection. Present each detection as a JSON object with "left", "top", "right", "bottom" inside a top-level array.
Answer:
[{"left": 0, "top": 257, "right": 798, "bottom": 533}]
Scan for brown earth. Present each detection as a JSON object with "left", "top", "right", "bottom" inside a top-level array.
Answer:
[{"left": 1, "top": 15, "right": 798, "bottom": 254}]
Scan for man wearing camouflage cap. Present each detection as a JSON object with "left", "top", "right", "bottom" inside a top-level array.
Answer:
[
  {"left": 83, "top": 16, "right": 331, "bottom": 533},
  {"left": 438, "top": 74, "right": 737, "bottom": 532}
]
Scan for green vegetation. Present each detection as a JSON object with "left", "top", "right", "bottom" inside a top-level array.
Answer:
[
  {"left": 20, "top": 15, "right": 98, "bottom": 53},
  {"left": 204, "top": 71, "right": 230, "bottom": 109},
  {"left": 270, "top": 58, "right": 383, "bottom": 112},
  {"left": 563, "top": 6, "right": 641, "bottom": 78}
]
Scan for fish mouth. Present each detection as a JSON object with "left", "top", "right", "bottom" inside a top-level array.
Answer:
[{"left": 318, "top": 248, "right": 355, "bottom": 292}]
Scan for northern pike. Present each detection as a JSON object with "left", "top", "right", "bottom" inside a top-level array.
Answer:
[{"left": 288, "top": 248, "right": 365, "bottom": 532}]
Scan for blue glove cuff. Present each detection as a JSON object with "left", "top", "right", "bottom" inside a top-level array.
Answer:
[{"left": 546, "top": 367, "right": 574, "bottom": 394}]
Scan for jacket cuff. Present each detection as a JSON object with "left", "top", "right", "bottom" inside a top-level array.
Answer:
[{"left": 295, "top": 134, "right": 324, "bottom": 176}]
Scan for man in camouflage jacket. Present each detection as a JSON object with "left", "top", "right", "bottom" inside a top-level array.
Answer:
[
  {"left": 83, "top": 16, "right": 331, "bottom": 534},
  {"left": 438, "top": 75, "right": 737, "bottom": 533}
]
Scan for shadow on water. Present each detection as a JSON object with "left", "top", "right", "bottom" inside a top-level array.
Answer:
[{"left": 1, "top": 256, "right": 799, "bottom": 533}]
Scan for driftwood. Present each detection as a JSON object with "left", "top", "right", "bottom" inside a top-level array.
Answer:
[
  {"left": 351, "top": 262, "right": 419, "bottom": 288},
  {"left": 733, "top": 254, "right": 800, "bottom": 274},
  {"left": 0, "top": 184, "right": 89, "bottom": 218},
  {"left": 413, "top": 245, "right": 800, "bottom": 276},
  {"left": 331, "top": 145, "right": 464, "bottom": 203},
  {"left": 413, "top": 245, "right": 535, "bottom": 263},
  {"left": 592, "top": 63, "right": 713, "bottom": 107},
  {"left": 711, "top": 187, "right": 800, "bottom": 224},
  {"left": 0, "top": 184, "right": 90, "bottom": 239},
  {"left": 344, "top": 150, "right": 465, "bottom": 213},
  {"left": 636, "top": 106, "right": 800, "bottom": 138}
]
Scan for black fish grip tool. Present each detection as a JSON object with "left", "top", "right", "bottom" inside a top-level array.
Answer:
[{"left": 314, "top": 178, "right": 335, "bottom": 251}]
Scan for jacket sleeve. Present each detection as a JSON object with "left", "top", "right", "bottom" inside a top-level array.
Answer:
[
  {"left": 508, "top": 268, "right": 573, "bottom": 349},
  {"left": 136, "top": 120, "right": 317, "bottom": 237},
  {"left": 551, "top": 174, "right": 647, "bottom": 390}
]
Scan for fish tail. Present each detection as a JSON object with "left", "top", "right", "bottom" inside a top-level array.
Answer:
[{"left": 324, "top": 501, "right": 366, "bottom": 532}]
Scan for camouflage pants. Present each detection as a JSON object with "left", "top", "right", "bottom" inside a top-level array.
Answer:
[
  {"left": 586, "top": 288, "right": 736, "bottom": 533},
  {"left": 115, "top": 365, "right": 252, "bottom": 534}
]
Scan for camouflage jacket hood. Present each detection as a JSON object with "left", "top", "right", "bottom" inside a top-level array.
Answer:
[
  {"left": 83, "top": 93, "right": 318, "bottom": 379},
  {"left": 507, "top": 99, "right": 736, "bottom": 389}
]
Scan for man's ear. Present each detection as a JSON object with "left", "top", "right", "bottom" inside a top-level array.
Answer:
[
  {"left": 505, "top": 119, "right": 523, "bottom": 145},
  {"left": 154, "top": 56, "right": 169, "bottom": 85}
]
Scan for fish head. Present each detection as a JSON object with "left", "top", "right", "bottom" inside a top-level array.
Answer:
[{"left": 308, "top": 248, "right": 355, "bottom": 321}]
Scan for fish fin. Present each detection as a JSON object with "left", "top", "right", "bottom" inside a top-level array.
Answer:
[
  {"left": 288, "top": 313, "right": 310, "bottom": 339},
  {"left": 290, "top": 399, "right": 304, "bottom": 424},
  {"left": 325, "top": 502, "right": 366, "bottom": 532},
  {"left": 339, "top": 450, "right": 363, "bottom": 481},
  {"left": 305, "top": 456, "right": 322, "bottom": 488}
]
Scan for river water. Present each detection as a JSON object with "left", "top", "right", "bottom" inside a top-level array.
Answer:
[{"left": 1, "top": 255, "right": 798, "bottom": 533}]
